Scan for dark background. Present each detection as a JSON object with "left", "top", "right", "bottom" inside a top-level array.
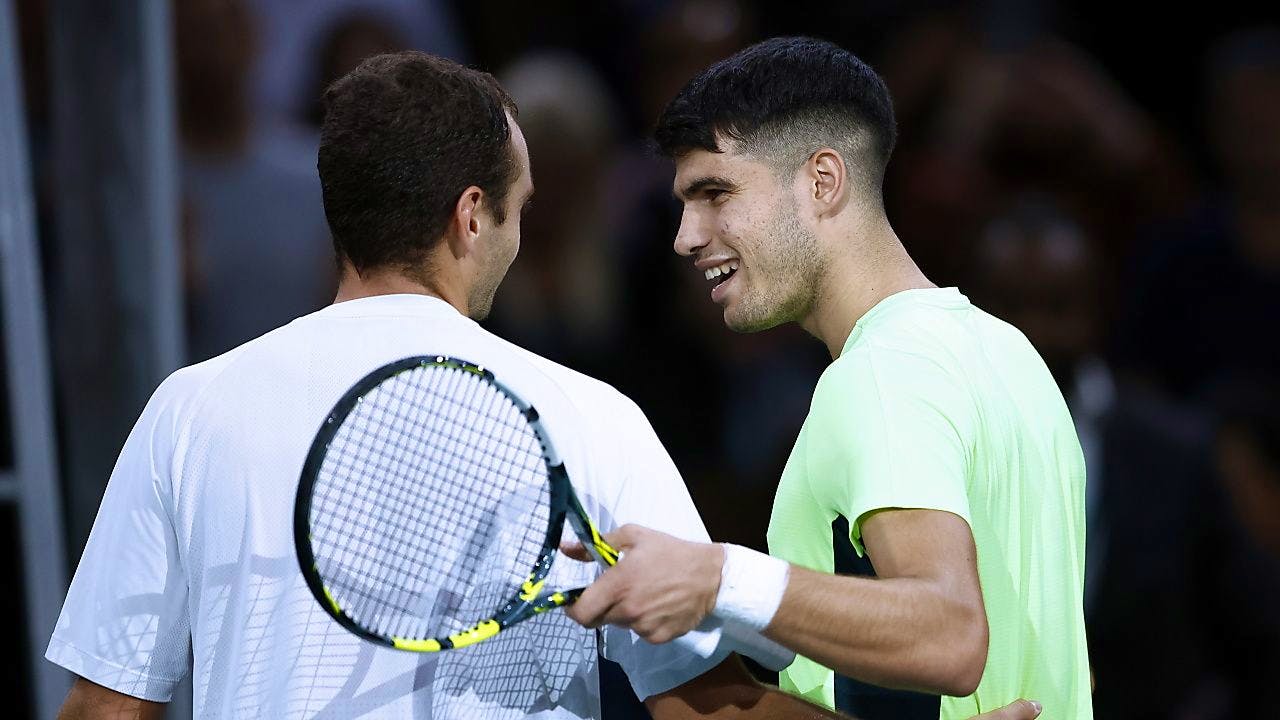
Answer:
[{"left": 5, "top": 1, "right": 1279, "bottom": 718}]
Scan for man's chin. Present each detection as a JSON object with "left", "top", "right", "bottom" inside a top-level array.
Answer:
[
  {"left": 467, "top": 293, "right": 497, "bottom": 322},
  {"left": 723, "top": 307, "right": 786, "bottom": 334}
]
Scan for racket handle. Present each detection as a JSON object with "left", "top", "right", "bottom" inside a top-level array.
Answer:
[{"left": 530, "top": 587, "right": 583, "bottom": 616}]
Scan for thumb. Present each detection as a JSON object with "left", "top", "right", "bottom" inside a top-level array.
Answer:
[
  {"left": 561, "top": 524, "right": 641, "bottom": 564},
  {"left": 984, "top": 699, "right": 1042, "bottom": 720}
]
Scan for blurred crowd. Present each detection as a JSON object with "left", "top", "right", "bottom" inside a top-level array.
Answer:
[{"left": 10, "top": 1, "right": 1280, "bottom": 718}]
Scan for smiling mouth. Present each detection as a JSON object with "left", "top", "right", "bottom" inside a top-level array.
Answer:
[{"left": 704, "top": 260, "right": 739, "bottom": 288}]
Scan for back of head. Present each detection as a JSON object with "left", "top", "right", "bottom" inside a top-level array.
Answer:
[
  {"left": 654, "top": 36, "right": 897, "bottom": 197},
  {"left": 318, "top": 52, "right": 519, "bottom": 277}
]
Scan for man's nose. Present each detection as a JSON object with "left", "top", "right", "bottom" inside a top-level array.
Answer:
[{"left": 673, "top": 207, "right": 706, "bottom": 258}]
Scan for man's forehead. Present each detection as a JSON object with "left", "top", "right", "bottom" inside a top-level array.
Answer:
[
  {"left": 673, "top": 147, "right": 726, "bottom": 176},
  {"left": 672, "top": 147, "right": 757, "bottom": 191},
  {"left": 508, "top": 117, "right": 534, "bottom": 190}
]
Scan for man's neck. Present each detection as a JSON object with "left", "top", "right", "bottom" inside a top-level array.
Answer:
[
  {"left": 800, "top": 226, "right": 935, "bottom": 360},
  {"left": 333, "top": 265, "right": 467, "bottom": 315}
]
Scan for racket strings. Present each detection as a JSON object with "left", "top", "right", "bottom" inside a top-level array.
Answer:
[
  {"left": 323, "top": 371, "right": 464, "bottom": 621},
  {"left": 322, "top": 371, "right": 542, "bottom": 630},
  {"left": 365, "top": 368, "right": 504, "bottom": 634},
  {"left": 309, "top": 364, "right": 552, "bottom": 641},
  {"left": 366, "top": 368, "right": 545, "bottom": 627}
]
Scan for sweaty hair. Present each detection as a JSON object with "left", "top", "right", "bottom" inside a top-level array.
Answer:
[
  {"left": 654, "top": 37, "right": 897, "bottom": 194},
  {"left": 318, "top": 51, "right": 519, "bottom": 275}
]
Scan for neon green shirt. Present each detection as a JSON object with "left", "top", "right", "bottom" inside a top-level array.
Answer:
[{"left": 767, "top": 288, "right": 1092, "bottom": 719}]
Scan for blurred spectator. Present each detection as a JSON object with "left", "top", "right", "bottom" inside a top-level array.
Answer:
[
  {"left": 1116, "top": 27, "right": 1280, "bottom": 398},
  {"left": 878, "top": 20, "right": 1191, "bottom": 289},
  {"left": 970, "top": 195, "right": 1233, "bottom": 720},
  {"left": 488, "top": 53, "right": 624, "bottom": 375},
  {"left": 176, "top": 0, "right": 335, "bottom": 360},
  {"left": 971, "top": 196, "right": 1107, "bottom": 389},
  {"left": 1215, "top": 378, "right": 1280, "bottom": 559},
  {"left": 876, "top": 14, "right": 1003, "bottom": 286},
  {"left": 303, "top": 12, "right": 408, "bottom": 128},
  {"left": 1195, "top": 375, "right": 1280, "bottom": 719},
  {"left": 632, "top": 0, "right": 757, "bottom": 130},
  {"left": 978, "top": 40, "right": 1191, "bottom": 249},
  {"left": 250, "top": 0, "right": 465, "bottom": 126}
]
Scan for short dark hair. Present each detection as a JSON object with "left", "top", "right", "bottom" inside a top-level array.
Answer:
[
  {"left": 318, "top": 51, "right": 519, "bottom": 274},
  {"left": 654, "top": 37, "right": 897, "bottom": 192}
]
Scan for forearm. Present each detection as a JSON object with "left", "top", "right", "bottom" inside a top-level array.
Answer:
[
  {"left": 648, "top": 681, "right": 846, "bottom": 719},
  {"left": 763, "top": 565, "right": 987, "bottom": 696},
  {"left": 58, "top": 678, "right": 166, "bottom": 720},
  {"left": 646, "top": 655, "right": 849, "bottom": 719}
]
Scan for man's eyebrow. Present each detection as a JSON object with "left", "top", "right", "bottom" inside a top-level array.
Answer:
[{"left": 674, "top": 176, "right": 737, "bottom": 201}]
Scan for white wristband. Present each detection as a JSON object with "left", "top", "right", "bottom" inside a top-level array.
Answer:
[{"left": 713, "top": 543, "right": 790, "bottom": 632}]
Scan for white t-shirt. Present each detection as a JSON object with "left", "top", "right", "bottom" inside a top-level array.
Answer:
[{"left": 47, "top": 294, "right": 734, "bottom": 719}]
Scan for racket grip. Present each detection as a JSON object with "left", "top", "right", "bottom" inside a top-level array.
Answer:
[{"left": 530, "top": 587, "right": 584, "bottom": 616}]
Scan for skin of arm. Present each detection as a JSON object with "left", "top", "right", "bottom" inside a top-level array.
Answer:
[
  {"left": 763, "top": 508, "right": 988, "bottom": 696},
  {"left": 57, "top": 678, "right": 165, "bottom": 720},
  {"left": 566, "top": 509, "right": 988, "bottom": 697},
  {"left": 647, "top": 655, "right": 1040, "bottom": 720},
  {"left": 646, "top": 654, "right": 848, "bottom": 719}
]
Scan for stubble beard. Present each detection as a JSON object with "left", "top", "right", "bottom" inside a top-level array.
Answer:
[{"left": 724, "top": 204, "right": 822, "bottom": 334}]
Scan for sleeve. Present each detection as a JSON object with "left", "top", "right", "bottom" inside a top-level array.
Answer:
[
  {"left": 45, "top": 372, "right": 196, "bottom": 701},
  {"left": 592, "top": 394, "right": 736, "bottom": 700},
  {"left": 808, "top": 349, "right": 975, "bottom": 556}
]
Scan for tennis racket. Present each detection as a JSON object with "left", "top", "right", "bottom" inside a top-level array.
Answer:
[
  {"left": 295, "top": 354, "right": 796, "bottom": 670},
  {"left": 294, "top": 355, "right": 630, "bottom": 652}
]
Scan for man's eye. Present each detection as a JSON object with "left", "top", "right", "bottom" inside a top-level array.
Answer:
[{"left": 705, "top": 190, "right": 727, "bottom": 203}]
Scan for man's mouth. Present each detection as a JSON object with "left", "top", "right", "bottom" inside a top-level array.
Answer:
[
  {"left": 704, "top": 260, "right": 740, "bottom": 303},
  {"left": 704, "top": 260, "right": 739, "bottom": 287}
]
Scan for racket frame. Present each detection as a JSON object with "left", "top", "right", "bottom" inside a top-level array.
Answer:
[{"left": 294, "top": 355, "right": 620, "bottom": 653}]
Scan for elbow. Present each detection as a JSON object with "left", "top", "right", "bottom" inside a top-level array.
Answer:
[
  {"left": 941, "top": 655, "right": 985, "bottom": 698},
  {"left": 936, "top": 607, "right": 989, "bottom": 697}
]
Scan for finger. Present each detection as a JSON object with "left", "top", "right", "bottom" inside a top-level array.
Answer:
[
  {"left": 576, "top": 525, "right": 639, "bottom": 566},
  {"left": 559, "top": 540, "right": 593, "bottom": 562},
  {"left": 600, "top": 524, "right": 643, "bottom": 551},
  {"left": 978, "top": 699, "right": 1042, "bottom": 720},
  {"left": 563, "top": 570, "right": 626, "bottom": 629}
]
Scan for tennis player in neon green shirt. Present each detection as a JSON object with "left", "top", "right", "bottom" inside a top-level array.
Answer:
[{"left": 564, "top": 37, "right": 1091, "bottom": 720}]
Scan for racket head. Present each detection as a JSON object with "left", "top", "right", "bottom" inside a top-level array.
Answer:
[{"left": 294, "top": 355, "right": 573, "bottom": 652}]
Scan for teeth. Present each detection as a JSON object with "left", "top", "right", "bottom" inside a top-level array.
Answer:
[{"left": 703, "top": 261, "right": 738, "bottom": 280}]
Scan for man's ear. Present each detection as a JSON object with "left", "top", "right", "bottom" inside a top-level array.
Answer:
[
  {"left": 805, "top": 148, "right": 849, "bottom": 219},
  {"left": 446, "top": 186, "right": 485, "bottom": 260}
]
